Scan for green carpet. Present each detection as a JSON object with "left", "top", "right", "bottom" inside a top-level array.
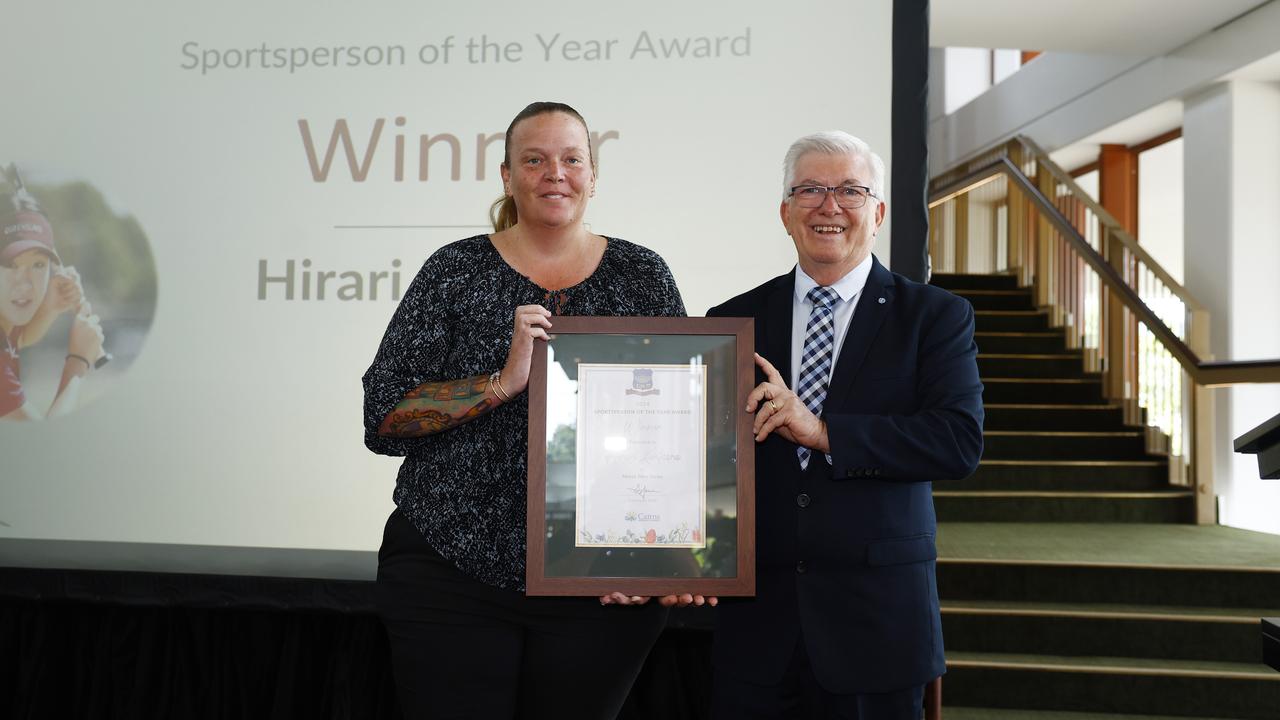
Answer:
[
  {"left": 938, "top": 523, "right": 1280, "bottom": 569},
  {"left": 942, "top": 599, "right": 1270, "bottom": 618},
  {"left": 945, "top": 709, "right": 1240, "bottom": 720},
  {"left": 947, "top": 651, "right": 1278, "bottom": 677}
]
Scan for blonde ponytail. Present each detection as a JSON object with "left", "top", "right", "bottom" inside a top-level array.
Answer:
[{"left": 489, "top": 194, "right": 518, "bottom": 232}]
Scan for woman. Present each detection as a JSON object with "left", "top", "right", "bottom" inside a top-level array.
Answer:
[
  {"left": 363, "top": 101, "right": 700, "bottom": 719},
  {"left": 1, "top": 190, "right": 104, "bottom": 421}
]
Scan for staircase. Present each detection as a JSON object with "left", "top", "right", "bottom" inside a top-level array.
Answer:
[{"left": 930, "top": 273, "right": 1280, "bottom": 720}]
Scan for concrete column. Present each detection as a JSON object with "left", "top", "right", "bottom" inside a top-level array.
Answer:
[
  {"left": 1100, "top": 144, "right": 1139, "bottom": 407},
  {"left": 1183, "top": 80, "right": 1280, "bottom": 533}
]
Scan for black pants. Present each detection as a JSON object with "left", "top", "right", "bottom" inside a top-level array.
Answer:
[
  {"left": 376, "top": 510, "right": 669, "bottom": 719},
  {"left": 712, "top": 635, "right": 925, "bottom": 720}
]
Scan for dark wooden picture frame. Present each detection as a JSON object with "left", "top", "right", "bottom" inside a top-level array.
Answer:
[{"left": 526, "top": 316, "right": 755, "bottom": 596}]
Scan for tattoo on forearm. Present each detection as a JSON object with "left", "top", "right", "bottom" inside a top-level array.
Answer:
[
  {"left": 403, "top": 374, "right": 489, "bottom": 401},
  {"left": 380, "top": 374, "right": 497, "bottom": 437}
]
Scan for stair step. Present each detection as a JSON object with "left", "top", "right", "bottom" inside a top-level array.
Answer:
[
  {"left": 948, "top": 652, "right": 1280, "bottom": 680},
  {"left": 943, "top": 652, "right": 1280, "bottom": 719},
  {"left": 952, "top": 289, "right": 1038, "bottom": 310},
  {"left": 941, "top": 601, "right": 1262, "bottom": 663},
  {"left": 984, "top": 378, "right": 1106, "bottom": 404},
  {"left": 983, "top": 431, "right": 1153, "bottom": 461},
  {"left": 954, "top": 460, "right": 1170, "bottom": 491},
  {"left": 932, "top": 273, "right": 1021, "bottom": 291},
  {"left": 937, "top": 559, "right": 1280, "bottom": 608},
  {"left": 945, "top": 708, "right": 1241, "bottom": 720},
  {"left": 934, "top": 289, "right": 1269, "bottom": 720},
  {"left": 975, "top": 310, "right": 1051, "bottom": 332},
  {"left": 976, "top": 331, "right": 1069, "bottom": 354},
  {"left": 943, "top": 599, "right": 1273, "bottom": 619},
  {"left": 934, "top": 490, "right": 1194, "bottom": 523},
  {"left": 983, "top": 405, "right": 1129, "bottom": 431},
  {"left": 937, "top": 523, "right": 1280, "bottom": 571},
  {"left": 979, "top": 354, "right": 1088, "bottom": 378}
]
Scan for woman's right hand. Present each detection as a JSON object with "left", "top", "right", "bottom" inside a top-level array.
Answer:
[
  {"left": 68, "top": 301, "right": 106, "bottom": 364},
  {"left": 500, "top": 304, "right": 553, "bottom": 396}
]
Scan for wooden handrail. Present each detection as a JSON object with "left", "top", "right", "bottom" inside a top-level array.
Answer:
[
  {"left": 928, "top": 157, "right": 1280, "bottom": 387},
  {"left": 1017, "top": 136, "right": 1205, "bottom": 313}
]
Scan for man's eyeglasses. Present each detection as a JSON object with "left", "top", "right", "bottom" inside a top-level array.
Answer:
[{"left": 789, "top": 184, "right": 877, "bottom": 209}]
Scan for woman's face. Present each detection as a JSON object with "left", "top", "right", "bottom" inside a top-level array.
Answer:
[
  {"left": 500, "top": 112, "right": 595, "bottom": 230},
  {"left": 0, "top": 248, "right": 53, "bottom": 328}
]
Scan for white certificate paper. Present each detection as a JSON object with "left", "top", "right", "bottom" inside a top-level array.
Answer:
[{"left": 575, "top": 363, "right": 707, "bottom": 549}]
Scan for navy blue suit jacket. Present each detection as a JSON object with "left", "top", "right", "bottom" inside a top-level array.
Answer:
[{"left": 706, "top": 256, "right": 983, "bottom": 694}]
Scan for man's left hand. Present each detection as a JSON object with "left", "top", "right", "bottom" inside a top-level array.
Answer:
[{"left": 746, "top": 353, "right": 829, "bottom": 453}]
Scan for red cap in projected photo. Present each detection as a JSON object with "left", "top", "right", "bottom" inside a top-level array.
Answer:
[
  {"left": 1, "top": 166, "right": 61, "bottom": 266},
  {"left": 1, "top": 209, "right": 61, "bottom": 266}
]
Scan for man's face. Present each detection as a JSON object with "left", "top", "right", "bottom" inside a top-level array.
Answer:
[
  {"left": 0, "top": 248, "right": 53, "bottom": 329},
  {"left": 780, "top": 152, "right": 885, "bottom": 284}
]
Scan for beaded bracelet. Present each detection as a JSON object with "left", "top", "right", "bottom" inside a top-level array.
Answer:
[{"left": 490, "top": 371, "right": 513, "bottom": 403}]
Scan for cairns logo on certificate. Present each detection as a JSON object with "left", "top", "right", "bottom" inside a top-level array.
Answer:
[{"left": 575, "top": 363, "right": 707, "bottom": 548}]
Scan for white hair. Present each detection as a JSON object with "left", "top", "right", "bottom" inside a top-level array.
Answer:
[{"left": 782, "top": 131, "right": 885, "bottom": 201}]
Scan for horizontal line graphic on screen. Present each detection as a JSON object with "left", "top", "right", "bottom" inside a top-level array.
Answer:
[{"left": 334, "top": 224, "right": 491, "bottom": 229}]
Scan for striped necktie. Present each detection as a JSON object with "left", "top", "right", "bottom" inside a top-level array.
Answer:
[{"left": 796, "top": 286, "right": 839, "bottom": 470}]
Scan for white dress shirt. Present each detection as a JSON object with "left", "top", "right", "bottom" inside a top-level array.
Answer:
[{"left": 789, "top": 255, "right": 874, "bottom": 391}]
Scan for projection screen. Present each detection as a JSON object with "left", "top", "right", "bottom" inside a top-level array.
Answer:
[{"left": 0, "top": 0, "right": 907, "bottom": 580}]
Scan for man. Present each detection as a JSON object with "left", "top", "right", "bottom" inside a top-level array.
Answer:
[{"left": 706, "top": 131, "right": 983, "bottom": 719}]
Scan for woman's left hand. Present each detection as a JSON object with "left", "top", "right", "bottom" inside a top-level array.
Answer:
[{"left": 500, "top": 304, "right": 553, "bottom": 396}]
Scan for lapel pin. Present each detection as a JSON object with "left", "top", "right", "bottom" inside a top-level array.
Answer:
[{"left": 878, "top": 297, "right": 886, "bottom": 304}]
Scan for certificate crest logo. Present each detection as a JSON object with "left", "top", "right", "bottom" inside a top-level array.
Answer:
[{"left": 624, "top": 367, "right": 659, "bottom": 396}]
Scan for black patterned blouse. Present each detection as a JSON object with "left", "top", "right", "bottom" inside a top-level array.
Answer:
[{"left": 362, "top": 235, "right": 686, "bottom": 591}]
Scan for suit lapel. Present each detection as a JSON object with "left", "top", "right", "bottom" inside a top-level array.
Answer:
[
  {"left": 825, "top": 257, "right": 895, "bottom": 410},
  {"left": 761, "top": 270, "right": 795, "bottom": 385}
]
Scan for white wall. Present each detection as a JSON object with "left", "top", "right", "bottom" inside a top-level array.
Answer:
[
  {"left": 1137, "top": 138, "right": 1185, "bottom": 284},
  {"left": 942, "top": 47, "right": 994, "bottom": 115},
  {"left": 1183, "top": 80, "right": 1280, "bottom": 534},
  {"left": 1075, "top": 170, "right": 1099, "bottom": 202},
  {"left": 931, "top": 48, "right": 1024, "bottom": 120},
  {"left": 929, "top": 0, "right": 1280, "bottom": 175}
]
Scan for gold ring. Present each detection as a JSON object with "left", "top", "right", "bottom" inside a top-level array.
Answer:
[{"left": 769, "top": 400, "right": 779, "bottom": 411}]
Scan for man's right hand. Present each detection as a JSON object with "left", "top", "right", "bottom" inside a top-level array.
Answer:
[{"left": 746, "top": 353, "right": 829, "bottom": 452}]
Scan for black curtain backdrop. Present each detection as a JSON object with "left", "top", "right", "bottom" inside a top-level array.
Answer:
[
  {"left": 2, "top": 597, "right": 400, "bottom": 720},
  {"left": 4, "top": 4, "right": 931, "bottom": 717},
  {"left": 891, "top": 0, "right": 931, "bottom": 282},
  {"left": 1, "top": 568, "right": 715, "bottom": 720}
]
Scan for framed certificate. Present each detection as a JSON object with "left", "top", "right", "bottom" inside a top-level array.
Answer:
[{"left": 526, "top": 317, "right": 755, "bottom": 596}]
